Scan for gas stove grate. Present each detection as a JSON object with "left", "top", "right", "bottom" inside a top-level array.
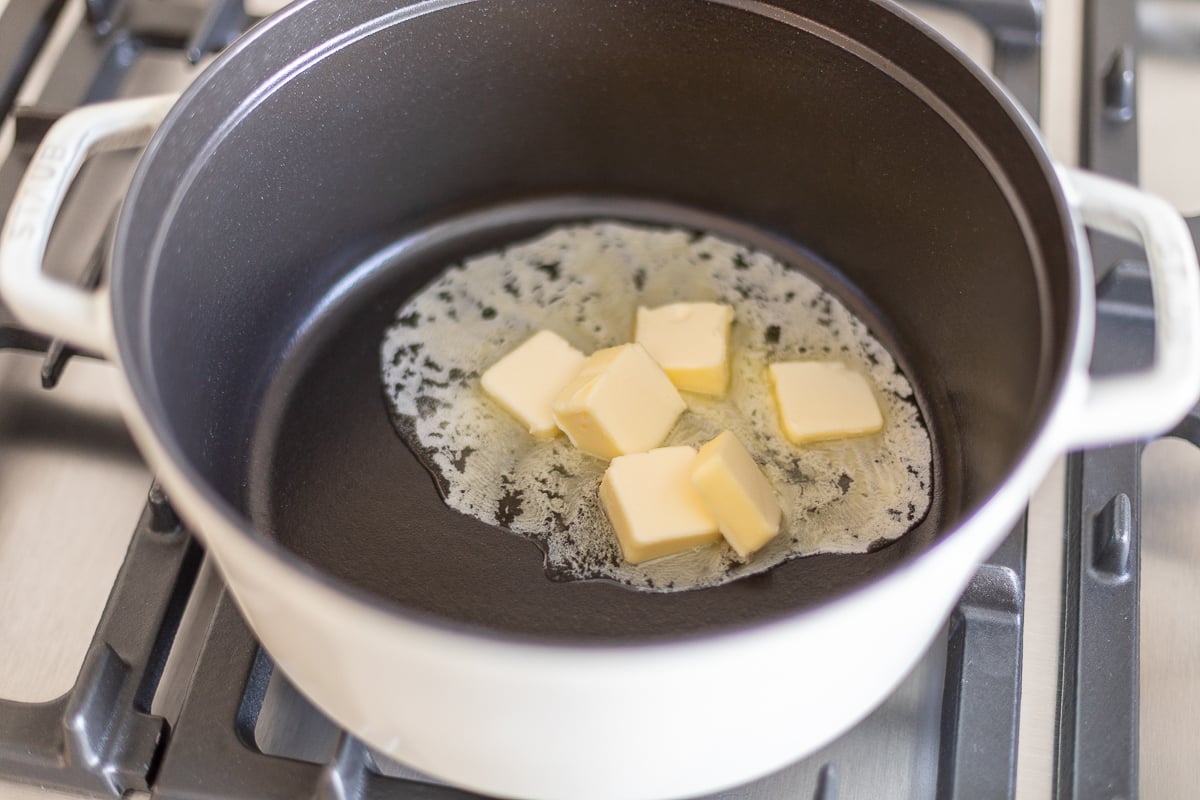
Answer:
[
  {"left": 1056, "top": 2, "right": 1200, "bottom": 797},
  {"left": 0, "top": 489, "right": 201, "bottom": 796}
]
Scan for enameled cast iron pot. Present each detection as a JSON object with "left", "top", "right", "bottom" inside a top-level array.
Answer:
[{"left": 3, "top": 1, "right": 1199, "bottom": 797}]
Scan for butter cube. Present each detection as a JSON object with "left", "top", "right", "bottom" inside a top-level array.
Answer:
[
  {"left": 769, "top": 361, "right": 883, "bottom": 443},
  {"left": 635, "top": 302, "right": 734, "bottom": 395},
  {"left": 600, "top": 446, "right": 720, "bottom": 564},
  {"left": 553, "top": 343, "right": 685, "bottom": 459},
  {"left": 481, "top": 331, "right": 586, "bottom": 438},
  {"left": 691, "top": 432, "right": 782, "bottom": 560}
]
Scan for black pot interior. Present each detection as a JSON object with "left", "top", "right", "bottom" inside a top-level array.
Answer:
[{"left": 113, "top": 0, "right": 1075, "bottom": 642}]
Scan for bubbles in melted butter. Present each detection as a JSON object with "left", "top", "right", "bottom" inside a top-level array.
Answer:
[{"left": 380, "top": 222, "right": 932, "bottom": 591}]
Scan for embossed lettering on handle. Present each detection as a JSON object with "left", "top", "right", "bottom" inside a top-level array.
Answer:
[{"left": 0, "top": 95, "right": 177, "bottom": 355}]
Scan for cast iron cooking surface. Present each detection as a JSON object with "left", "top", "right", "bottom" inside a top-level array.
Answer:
[{"left": 249, "top": 200, "right": 945, "bottom": 643}]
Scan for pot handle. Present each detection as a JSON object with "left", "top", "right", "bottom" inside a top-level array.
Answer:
[
  {"left": 0, "top": 94, "right": 176, "bottom": 358},
  {"left": 1057, "top": 166, "right": 1200, "bottom": 449}
]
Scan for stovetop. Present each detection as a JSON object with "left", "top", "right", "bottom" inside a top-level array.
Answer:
[{"left": 0, "top": 1, "right": 1198, "bottom": 798}]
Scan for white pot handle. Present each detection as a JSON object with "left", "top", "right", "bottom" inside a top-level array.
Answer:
[
  {"left": 1057, "top": 166, "right": 1200, "bottom": 449},
  {"left": 0, "top": 94, "right": 177, "bottom": 357}
]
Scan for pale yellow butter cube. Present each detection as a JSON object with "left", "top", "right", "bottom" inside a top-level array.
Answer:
[
  {"left": 481, "top": 331, "right": 586, "bottom": 438},
  {"left": 635, "top": 302, "right": 734, "bottom": 395},
  {"left": 599, "top": 446, "right": 720, "bottom": 564},
  {"left": 552, "top": 343, "right": 685, "bottom": 459},
  {"left": 769, "top": 361, "right": 884, "bottom": 443},
  {"left": 691, "top": 431, "right": 782, "bottom": 560}
]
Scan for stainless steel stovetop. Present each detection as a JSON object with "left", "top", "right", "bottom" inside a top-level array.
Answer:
[{"left": 0, "top": 1, "right": 1197, "bottom": 798}]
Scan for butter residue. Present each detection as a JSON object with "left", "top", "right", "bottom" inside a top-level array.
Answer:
[{"left": 381, "top": 222, "right": 932, "bottom": 591}]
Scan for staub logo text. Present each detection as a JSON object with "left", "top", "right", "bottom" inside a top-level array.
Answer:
[{"left": 6, "top": 142, "right": 70, "bottom": 243}]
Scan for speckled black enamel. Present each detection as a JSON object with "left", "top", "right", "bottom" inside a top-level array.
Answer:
[{"left": 111, "top": 0, "right": 1077, "bottom": 642}]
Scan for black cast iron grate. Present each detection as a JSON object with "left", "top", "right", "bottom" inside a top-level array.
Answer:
[
  {"left": 1053, "top": 2, "right": 1200, "bottom": 797},
  {"left": 0, "top": 0, "right": 1191, "bottom": 797}
]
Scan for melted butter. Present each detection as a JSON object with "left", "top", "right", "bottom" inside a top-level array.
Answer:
[{"left": 380, "top": 222, "right": 932, "bottom": 591}]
